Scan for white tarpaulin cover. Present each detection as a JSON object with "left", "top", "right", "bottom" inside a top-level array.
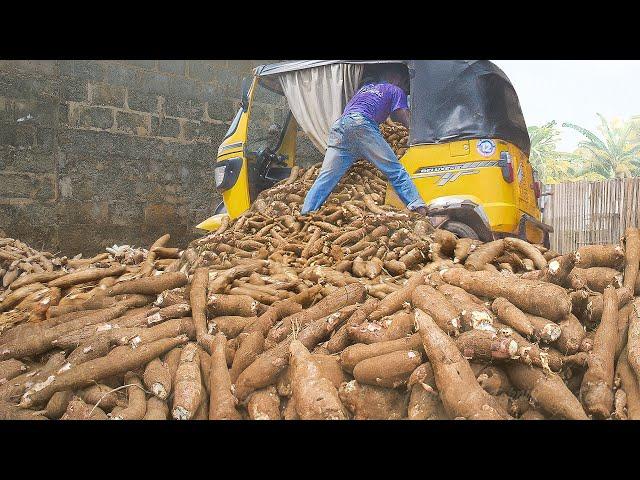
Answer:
[{"left": 278, "top": 64, "right": 364, "bottom": 153}]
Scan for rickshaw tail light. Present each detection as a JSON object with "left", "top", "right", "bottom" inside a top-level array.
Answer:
[
  {"left": 533, "top": 181, "right": 542, "bottom": 199},
  {"left": 532, "top": 170, "right": 542, "bottom": 198},
  {"left": 498, "top": 152, "right": 514, "bottom": 183}
]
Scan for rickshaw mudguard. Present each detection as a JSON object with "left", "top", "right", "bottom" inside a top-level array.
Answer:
[{"left": 426, "top": 196, "right": 494, "bottom": 242}]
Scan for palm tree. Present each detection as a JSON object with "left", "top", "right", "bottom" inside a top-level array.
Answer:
[
  {"left": 528, "top": 121, "right": 581, "bottom": 183},
  {"left": 562, "top": 114, "right": 640, "bottom": 178},
  {"left": 629, "top": 116, "right": 640, "bottom": 144},
  {"left": 528, "top": 121, "right": 561, "bottom": 179}
]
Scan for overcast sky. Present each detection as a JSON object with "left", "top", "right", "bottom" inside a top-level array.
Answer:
[{"left": 492, "top": 60, "right": 640, "bottom": 151}]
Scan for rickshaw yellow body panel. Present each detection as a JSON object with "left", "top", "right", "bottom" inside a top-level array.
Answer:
[
  {"left": 195, "top": 213, "right": 230, "bottom": 232},
  {"left": 384, "top": 138, "right": 545, "bottom": 243}
]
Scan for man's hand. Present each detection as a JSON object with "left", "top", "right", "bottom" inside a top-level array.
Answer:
[{"left": 391, "top": 108, "right": 410, "bottom": 129}]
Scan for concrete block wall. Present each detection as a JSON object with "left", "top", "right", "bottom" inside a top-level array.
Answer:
[{"left": 0, "top": 60, "right": 323, "bottom": 255}]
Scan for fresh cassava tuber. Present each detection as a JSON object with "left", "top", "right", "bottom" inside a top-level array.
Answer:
[{"left": 2, "top": 154, "right": 636, "bottom": 421}]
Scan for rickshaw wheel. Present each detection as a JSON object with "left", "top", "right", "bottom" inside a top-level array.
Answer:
[{"left": 442, "top": 220, "right": 479, "bottom": 240}]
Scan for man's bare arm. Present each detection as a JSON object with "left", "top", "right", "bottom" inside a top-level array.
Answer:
[{"left": 390, "top": 108, "right": 410, "bottom": 129}]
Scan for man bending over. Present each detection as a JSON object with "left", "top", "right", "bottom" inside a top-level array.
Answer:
[{"left": 301, "top": 64, "right": 427, "bottom": 215}]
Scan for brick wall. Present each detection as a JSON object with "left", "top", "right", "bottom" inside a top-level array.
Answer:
[{"left": 0, "top": 60, "right": 322, "bottom": 255}]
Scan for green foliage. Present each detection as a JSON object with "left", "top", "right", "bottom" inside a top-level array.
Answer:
[
  {"left": 527, "top": 115, "right": 640, "bottom": 183},
  {"left": 527, "top": 121, "right": 583, "bottom": 184},
  {"left": 629, "top": 117, "right": 640, "bottom": 144},
  {"left": 562, "top": 114, "right": 640, "bottom": 179}
]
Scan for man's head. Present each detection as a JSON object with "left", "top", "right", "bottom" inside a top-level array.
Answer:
[{"left": 381, "top": 64, "right": 409, "bottom": 92}]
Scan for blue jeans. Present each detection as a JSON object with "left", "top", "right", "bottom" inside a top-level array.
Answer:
[{"left": 301, "top": 113, "right": 426, "bottom": 214}]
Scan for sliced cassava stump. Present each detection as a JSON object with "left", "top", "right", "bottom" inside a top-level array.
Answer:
[
  {"left": 505, "top": 329, "right": 565, "bottom": 372},
  {"left": 539, "top": 252, "right": 578, "bottom": 286},
  {"left": 437, "top": 283, "right": 495, "bottom": 331},
  {"left": 454, "top": 238, "right": 481, "bottom": 264}
]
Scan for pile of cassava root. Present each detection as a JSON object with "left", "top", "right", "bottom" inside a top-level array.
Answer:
[
  {"left": 380, "top": 119, "right": 409, "bottom": 158},
  {"left": 2, "top": 141, "right": 640, "bottom": 420}
]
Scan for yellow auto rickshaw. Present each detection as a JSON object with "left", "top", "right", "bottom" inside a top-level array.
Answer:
[{"left": 199, "top": 60, "right": 552, "bottom": 246}]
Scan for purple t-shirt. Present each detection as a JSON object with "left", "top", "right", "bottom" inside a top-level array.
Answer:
[{"left": 343, "top": 82, "right": 408, "bottom": 124}]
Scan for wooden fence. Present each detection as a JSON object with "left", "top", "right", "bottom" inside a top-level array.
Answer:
[{"left": 542, "top": 178, "right": 640, "bottom": 253}]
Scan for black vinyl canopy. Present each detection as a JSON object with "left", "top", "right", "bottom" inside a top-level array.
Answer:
[
  {"left": 406, "top": 60, "right": 530, "bottom": 155},
  {"left": 253, "top": 60, "right": 530, "bottom": 156}
]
